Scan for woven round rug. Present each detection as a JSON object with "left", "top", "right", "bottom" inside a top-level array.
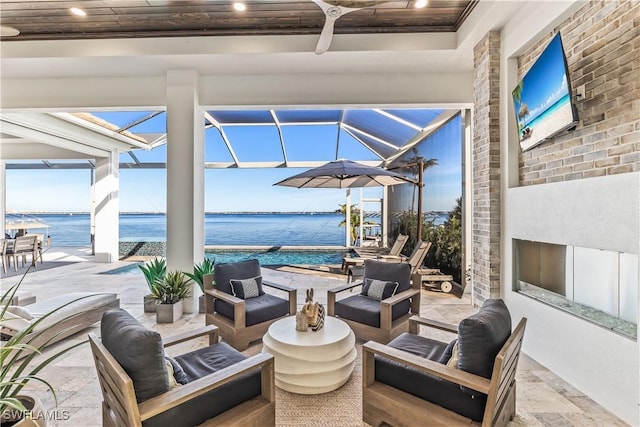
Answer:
[{"left": 245, "top": 341, "right": 365, "bottom": 426}]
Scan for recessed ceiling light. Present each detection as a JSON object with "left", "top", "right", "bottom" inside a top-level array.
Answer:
[
  {"left": 233, "top": 2, "right": 246, "bottom": 12},
  {"left": 70, "top": 7, "right": 87, "bottom": 17},
  {"left": 0, "top": 25, "right": 20, "bottom": 37},
  {"left": 414, "top": 0, "right": 428, "bottom": 8}
]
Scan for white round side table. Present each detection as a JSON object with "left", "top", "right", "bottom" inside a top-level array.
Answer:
[{"left": 262, "top": 315, "right": 357, "bottom": 394}]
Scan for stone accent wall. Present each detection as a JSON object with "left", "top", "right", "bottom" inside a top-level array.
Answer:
[
  {"left": 472, "top": 31, "right": 502, "bottom": 304},
  {"left": 519, "top": 1, "right": 640, "bottom": 185}
]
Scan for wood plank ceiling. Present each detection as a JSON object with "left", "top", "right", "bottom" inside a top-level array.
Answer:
[{"left": 0, "top": 0, "right": 477, "bottom": 41}]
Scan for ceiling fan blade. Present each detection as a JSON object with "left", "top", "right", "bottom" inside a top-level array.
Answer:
[
  {"left": 315, "top": 14, "right": 339, "bottom": 55},
  {"left": 312, "top": 0, "right": 392, "bottom": 54}
]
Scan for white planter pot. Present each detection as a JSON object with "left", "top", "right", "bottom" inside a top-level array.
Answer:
[{"left": 156, "top": 302, "right": 183, "bottom": 323}]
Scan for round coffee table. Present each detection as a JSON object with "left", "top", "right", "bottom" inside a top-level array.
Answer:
[{"left": 262, "top": 316, "right": 356, "bottom": 394}]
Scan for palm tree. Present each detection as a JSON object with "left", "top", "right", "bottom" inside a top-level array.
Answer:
[
  {"left": 394, "top": 149, "right": 438, "bottom": 240},
  {"left": 337, "top": 203, "right": 361, "bottom": 245}
]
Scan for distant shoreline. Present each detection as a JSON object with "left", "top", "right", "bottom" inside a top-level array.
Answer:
[
  {"left": 7, "top": 210, "right": 450, "bottom": 216},
  {"left": 8, "top": 211, "right": 347, "bottom": 215}
]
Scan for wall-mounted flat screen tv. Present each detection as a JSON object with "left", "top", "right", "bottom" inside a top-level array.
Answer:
[{"left": 512, "top": 32, "right": 578, "bottom": 151}]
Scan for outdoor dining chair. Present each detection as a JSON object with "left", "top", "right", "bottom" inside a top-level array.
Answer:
[
  {"left": 0, "top": 238, "right": 8, "bottom": 273},
  {"left": 5, "top": 235, "right": 37, "bottom": 271}
]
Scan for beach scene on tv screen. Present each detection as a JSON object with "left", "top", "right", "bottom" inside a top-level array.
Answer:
[{"left": 513, "top": 33, "right": 575, "bottom": 151}]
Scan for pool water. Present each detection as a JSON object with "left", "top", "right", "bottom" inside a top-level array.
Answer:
[{"left": 102, "top": 249, "right": 350, "bottom": 275}]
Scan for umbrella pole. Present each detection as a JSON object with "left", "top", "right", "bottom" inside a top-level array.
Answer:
[
  {"left": 417, "top": 160, "right": 424, "bottom": 242},
  {"left": 345, "top": 189, "right": 351, "bottom": 248}
]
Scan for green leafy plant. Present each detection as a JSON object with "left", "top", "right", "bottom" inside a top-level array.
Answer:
[
  {"left": 184, "top": 257, "right": 215, "bottom": 293},
  {"left": 391, "top": 197, "right": 463, "bottom": 283},
  {"left": 150, "top": 270, "right": 191, "bottom": 305},
  {"left": 337, "top": 203, "right": 361, "bottom": 245},
  {"left": 138, "top": 257, "right": 166, "bottom": 293},
  {"left": 423, "top": 198, "right": 463, "bottom": 283},
  {"left": 0, "top": 268, "right": 87, "bottom": 421}
]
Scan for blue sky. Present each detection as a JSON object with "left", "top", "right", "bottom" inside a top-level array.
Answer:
[{"left": 5, "top": 110, "right": 462, "bottom": 213}]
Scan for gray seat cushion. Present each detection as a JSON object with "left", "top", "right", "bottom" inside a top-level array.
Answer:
[
  {"left": 457, "top": 298, "right": 512, "bottom": 378},
  {"left": 144, "top": 342, "right": 261, "bottom": 427},
  {"left": 101, "top": 309, "right": 168, "bottom": 403},
  {"left": 215, "top": 293, "right": 289, "bottom": 326},
  {"left": 363, "top": 259, "right": 411, "bottom": 293},
  {"left": 334, "top": 294, "right": 411, "bottom": 328},
  {"left": 214, "top": 259, "right": 263, "bottom": 296},
  {"left": 375, "top": 332, "right": 486, "bottom": 422},
  {"left": 335, "top": 259, "right": 413, "bottom": 327}
]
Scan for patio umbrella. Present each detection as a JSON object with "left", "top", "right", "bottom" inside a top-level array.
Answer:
[
  {"left": 5, "top": 221, "right": 49, "bottom": 231},
  {"left": 273, "top": 159, "right": 415, "bottom": 189}
]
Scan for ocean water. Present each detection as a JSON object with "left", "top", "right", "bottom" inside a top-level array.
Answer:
[
  {"left": 10, "top": 213, "right": 347, "bottom": 247},
  {"left": 8, "top": 211, "right": 446, "bottom": 247}
]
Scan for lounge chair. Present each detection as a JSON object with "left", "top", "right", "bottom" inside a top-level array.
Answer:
[
  {"left": 1, "top": 292, "right": 120, "bottom": 358},
  {"left": 353, "top": 233, "right": 409, "bottom": 258},
  {"left": 348, "top": 240, "right": 432, "bottom": 283},
  {"left": 342, "top": 234, "right": 409, "bottom": 274}
]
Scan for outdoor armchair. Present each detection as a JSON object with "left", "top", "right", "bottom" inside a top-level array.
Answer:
[
  {"left": 90, "top": 309, "right": 275, "bottom": 427},
  {"left": 204, "top": 258, "right": 297, "bottom": 350},
  {"left": 328, "top": 258, "right": 420, "bottom": 344},
  {"left": 362, "top": 299, "right": 527, "bottom": 427}
]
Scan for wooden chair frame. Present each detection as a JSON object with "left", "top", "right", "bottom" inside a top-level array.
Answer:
[
  {"left": 362, "top": 315, "right": 527, "bottom": 427},
  {"left": 89, "top": 325, "right": 276, "bottom": 427},
  {"left": 327, "top": 278, "right": 420, "bottom": 344},
  {"left": 203, "top": 274, "right": 297, "bottom": 351}
]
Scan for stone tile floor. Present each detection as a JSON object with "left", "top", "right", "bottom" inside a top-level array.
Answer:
[{"left": 1, "top": 247, "right": 629, "bottom": 426}]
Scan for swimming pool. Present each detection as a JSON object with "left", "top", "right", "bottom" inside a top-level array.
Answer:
[{"left": 102, "top": 249, "right": 350, "bottom": 275}]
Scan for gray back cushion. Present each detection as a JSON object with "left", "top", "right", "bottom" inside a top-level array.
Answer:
[
  {"left": 363, "top": 259, "right": 411, "bottom": 293},
  {"left": 101, "top": 309, "right": 169, "bottom": 403},
  {"left": 457, "top": 299, "right": 512, "bottom": 378},
  {"left": 214, "top": 259, "right": 261, "bottom": 296}
]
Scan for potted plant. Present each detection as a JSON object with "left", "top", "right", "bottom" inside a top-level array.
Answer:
[
  {"left": 1, "top": 268, "right": 85, "bottom": 426},
  {"left": 184, "top": 257, "right": 215, "bottom": 313},
  {"left": 150, "top": 270, "right": 191, "bottom": 323},
  {"left": 138, "top": 258, "right": 166, "bottom": 313}
]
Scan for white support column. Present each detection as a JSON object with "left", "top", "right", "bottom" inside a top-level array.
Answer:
[
  {"left": 382, "top": 186, "right": 389, "bottom": 248},
  {"left": 166, "top": 69, "right": 204, "bottom": 314},
  {"left": 0, "top": 161, "right": 5, "bottom": 238},
  {"left": 94, "top": 151, "right": 119, "bottom": 262}
]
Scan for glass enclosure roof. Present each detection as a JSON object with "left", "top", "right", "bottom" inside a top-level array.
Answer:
[{"left": 5, "top": 108, "right": 450, "bottom": 170}]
